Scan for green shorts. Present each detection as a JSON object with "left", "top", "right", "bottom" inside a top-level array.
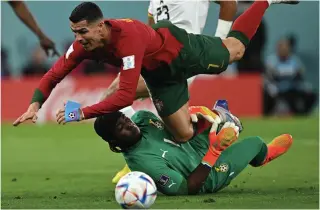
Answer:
[{"left": 142, "top": 20, "right": 230, "bottom": 117}]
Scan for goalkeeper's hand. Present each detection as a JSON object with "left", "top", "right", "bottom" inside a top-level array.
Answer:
[
  {"left": 189, "top": 106, "right": 222, "bottom": 133},
  {"left": 210, "top": 122, "right": 239, "bottom": 151},
  {"left": 202, "top": 122, "right": 240, "bottom": 167}
]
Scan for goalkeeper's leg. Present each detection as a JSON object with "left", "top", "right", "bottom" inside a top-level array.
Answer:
[{"left": 213, "top": 134, "right": 293, "bottom": 190}]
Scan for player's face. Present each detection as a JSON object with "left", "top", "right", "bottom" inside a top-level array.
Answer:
[
  {"left": 70, "top": 20, "right": 104, "bottom": 51},
  {"left": 114, "top": 115, "right": 141, "bottom": 145}
]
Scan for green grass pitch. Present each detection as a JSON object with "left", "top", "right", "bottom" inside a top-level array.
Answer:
[{"left": 1, "top": 117, "right": 319, "bottom": 209}]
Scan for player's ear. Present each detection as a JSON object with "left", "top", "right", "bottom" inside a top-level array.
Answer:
[
  {"left": 97, "top": 21, "right": 105, "bottom": 34},
  {"left": 98, "top": 21, "right": 104, "bottom": 28}
]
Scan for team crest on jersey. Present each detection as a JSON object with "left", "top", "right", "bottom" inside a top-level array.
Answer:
[
  {"left": 153, "top": 98, "right": 164, "bottom": 112},
  {"left": 149, "top": 119, "right": 164, "bottom": 130},
  {"left": 215, "top": 163, "right": 229, "bottom": 173}
]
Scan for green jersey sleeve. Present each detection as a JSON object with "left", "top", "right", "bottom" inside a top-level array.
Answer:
[{"left": 127, "top": 156, "right": 188, "bottom": 195}]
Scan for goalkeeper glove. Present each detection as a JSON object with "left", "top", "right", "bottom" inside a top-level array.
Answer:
[
  {"left": 202, "top": 122, "right": 239, "bottom": 168},
  {"left": 189, "top": 106, "right": 222, "bottom": 133}
]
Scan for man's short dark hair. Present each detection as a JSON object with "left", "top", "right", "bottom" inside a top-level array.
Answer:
[
  {"left": 94, "top": 112, "right": 123, "bottom": 153},
  {"left": 69, "top": 2, "right": 103, "bottom": 23}
]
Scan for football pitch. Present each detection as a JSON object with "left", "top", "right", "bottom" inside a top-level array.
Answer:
[{"left": 2, "top": 116, "right": 319, "bottom": 209}]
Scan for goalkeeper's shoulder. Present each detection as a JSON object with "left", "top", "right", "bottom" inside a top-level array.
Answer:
[{"left": 131, "top": 110, "right": 160, "bottom": 122}]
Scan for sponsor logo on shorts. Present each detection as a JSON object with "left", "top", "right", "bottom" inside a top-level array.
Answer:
[
  {"left": 158, "top": 174, "right": 170, "bottom": 186},
  {"left": 215, "top": 163, "right": 229, "bottom": 173}
]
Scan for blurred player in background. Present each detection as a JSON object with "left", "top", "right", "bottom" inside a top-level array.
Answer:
[
  {"left": 94, "top": 104, "right": 293, "bottom": 195},
  {"left": 8, "top": 1, "right": 59, "bottom": 56}
]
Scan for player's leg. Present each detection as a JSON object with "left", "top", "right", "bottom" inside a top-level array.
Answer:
[
  {"left": 161, "top": 103, "right": 195, "bottom": 143},
  {"left": 224, "top": 0, "right": 298, "bottom": 64},
  {"left": 146, "top": 78, "right": 195, "bottom": 142},
  {"left": 101, "top": 73, "right": 150, "bottom": 101},
  {"left": 185, "top": 0, "right": 299, "bottom": 76},
  {"left": 258, "top": 134, "right": 293, "bottom": 166},
  {"left": 213, "top": 134, "right": 293, "bottom": 191},
  {"left": 146, "top": 77, "right": 224, "bottom": 143}
]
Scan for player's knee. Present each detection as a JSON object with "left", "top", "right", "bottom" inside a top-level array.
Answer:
[
  {"left": 246, "top": 136, "right": 264, "bottom": 146},
  {"left": 223, "top": 38, "right": 246, "bottom": 63},
  {"left": 233, "top": 45, "right": 245, "bottom": 61},
  {"left": 173, "top": 128, "right": 194, "bottom": 143},
  {"left": 255, "top": 136, "right": 265, "bottom": 147}
]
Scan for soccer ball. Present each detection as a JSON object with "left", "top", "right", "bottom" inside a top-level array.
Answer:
[{"left": 115, "top": 171, "right": 157, "bottom": 209}]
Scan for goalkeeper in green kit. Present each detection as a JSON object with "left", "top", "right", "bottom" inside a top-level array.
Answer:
[{"left": 94, "top": 100, "right": 293, "bottom": 195}]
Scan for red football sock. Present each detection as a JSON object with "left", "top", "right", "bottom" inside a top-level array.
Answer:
[{"left": 231, "top": 1, "right": 269, "bottom": 40}]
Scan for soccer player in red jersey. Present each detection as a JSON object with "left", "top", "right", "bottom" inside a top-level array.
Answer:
[{"left": 13, "top": 1, "right": 298, "bottom": 144}]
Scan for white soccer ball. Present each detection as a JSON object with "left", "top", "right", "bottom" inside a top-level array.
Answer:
[{"left": 115, "top": 171, "right": 157, "bottom": 209}]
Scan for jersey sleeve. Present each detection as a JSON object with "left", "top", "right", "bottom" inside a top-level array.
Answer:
[
  {"left": 81, "top": 22, "right": 147, "bottom": 119},
  {"left": 127, "top": 157, "right": 188, "bottom": 195},
  {"left": 148, "top": 1, "right": 153, "bottom": 17},
  {"left": 32, "top": 42, "right": 88, "bottom": 106}
]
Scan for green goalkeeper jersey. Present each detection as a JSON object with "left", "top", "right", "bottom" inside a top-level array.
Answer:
[{"left": 123, "top": 110, "right": 217, "bottom": 195}]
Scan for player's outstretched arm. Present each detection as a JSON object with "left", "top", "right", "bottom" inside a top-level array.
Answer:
[
  {"left": 13, "top": 102, "right": 40, "bottom": 126},
  {"left": 213, "top": 0, "right": 237, "bottom": 38},
  {"left": 13, "top": 42, "right": 87, "bottom": 126},
  {"left": 8, "top": 1, "right": 59, "bottom": 56}
]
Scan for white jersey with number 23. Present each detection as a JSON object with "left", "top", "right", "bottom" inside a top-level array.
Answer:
[{"left": 148, "top": 0, "right": 210, "bottom": 34}]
